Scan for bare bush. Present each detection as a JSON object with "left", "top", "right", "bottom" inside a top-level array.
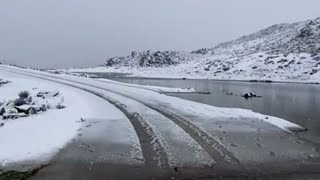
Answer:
[{"left": 18, "top": 91, "right": 30, "bottom": 99}]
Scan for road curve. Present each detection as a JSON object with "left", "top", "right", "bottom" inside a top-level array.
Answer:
[{"left": 2, "top": 66, "right": 320, "bottom": 179}]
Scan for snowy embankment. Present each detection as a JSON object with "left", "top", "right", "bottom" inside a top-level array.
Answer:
[
  {"left": 1, "top": 65, "right": 307, "bottom": 134},
  {"left": 0, "top": 70, "right": 114, "bottom": 170}
]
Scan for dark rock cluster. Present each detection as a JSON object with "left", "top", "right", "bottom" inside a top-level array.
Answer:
[{"left": 104, "top": 50, "right": 184, "bottom": 67}]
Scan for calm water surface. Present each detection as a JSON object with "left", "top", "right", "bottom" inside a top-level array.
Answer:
[{"left": 108, "top": 77, "right": 320, "bottom": 144}]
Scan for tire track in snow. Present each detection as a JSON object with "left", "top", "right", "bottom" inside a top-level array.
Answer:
[
  {"left": 64, "top": 78, "right": 242, "bottom": 168},
  {"left": 144, "top": 104, "right": 242, "bottom": 167},
  {"left": 95, "top": 77, "right": 242, "bottom": 167},
  {"left": 0, "top": 68, "right": 169, "bottom": 169},
  {"left": 102, "top": 99, "right": 169, "bottom": 168},
  {"left": 1, "top": 67, "right": 243, "bottom": 169}
]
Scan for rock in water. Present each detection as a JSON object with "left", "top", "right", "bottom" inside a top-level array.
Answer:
[{"left": 242, "top": 92, "right": 261, "bottom": 99}]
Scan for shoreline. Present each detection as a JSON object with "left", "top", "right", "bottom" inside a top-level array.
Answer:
[{"left": 80, "top": 71, "right": 320, "bottom": 85}]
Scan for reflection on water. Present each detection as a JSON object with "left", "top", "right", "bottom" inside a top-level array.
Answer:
[{"left": 109, "top": 77, "right": 320, "bottom": 144}]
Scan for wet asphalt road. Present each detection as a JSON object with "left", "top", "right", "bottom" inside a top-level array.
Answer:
[{"left": 29, "top": 117, "right": 320, "bottom": 180}]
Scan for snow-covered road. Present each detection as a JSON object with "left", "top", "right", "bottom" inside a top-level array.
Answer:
[{"left": 1, "top": 65, "right": 320, "bottom": 179}]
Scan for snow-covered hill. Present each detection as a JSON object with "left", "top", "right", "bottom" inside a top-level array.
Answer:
[
  {"left": 72, "top": 17, "right": 320, "bottom": 82},
  {"left": 104, "top": 51, "right": 198, "bottom": 67}
]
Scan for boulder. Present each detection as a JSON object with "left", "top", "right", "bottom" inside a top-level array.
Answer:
[{"left": 242, "top": 92, "right": 262, "bottom": 99}]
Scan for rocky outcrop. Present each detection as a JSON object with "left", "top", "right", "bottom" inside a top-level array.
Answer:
[
  {"left": 191, "top": 48, "right": 214, "bottom": 55},
  {"left": 104, "top": 50, "right": 192, "bottom": 67}
]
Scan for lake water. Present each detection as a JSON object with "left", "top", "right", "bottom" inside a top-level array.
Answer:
[{"left": 109, "top": 77, "right": 320, "bottom": 144}]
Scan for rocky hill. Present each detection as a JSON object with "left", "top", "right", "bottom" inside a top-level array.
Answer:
[
  {"left": 104, "top": 50, "right": 198, "bottom": 67},
  {"left": 79, "top": 17, "right": 320, "bottom": 82},
  {"left": 208, "top": 17, "right": 320, "bottom": 57}
]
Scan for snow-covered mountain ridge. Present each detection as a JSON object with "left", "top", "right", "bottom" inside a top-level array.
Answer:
[{"left": 76, "top": 17, "right": 320, "bottom": 82}]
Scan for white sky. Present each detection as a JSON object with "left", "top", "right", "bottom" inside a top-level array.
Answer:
[{"left": 0, "top": 0, "right": 319, "bottom": 68}]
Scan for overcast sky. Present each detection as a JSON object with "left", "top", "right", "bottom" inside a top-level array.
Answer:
[{"left": 0, "top": 0, "right": 319, "bottom": 68}]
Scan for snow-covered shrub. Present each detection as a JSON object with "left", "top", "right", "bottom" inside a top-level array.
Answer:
[
  {"left": 40, "top": 104, "right": 47, "bottom": 112},
  {"left": 1, "top": 90, "right": 66, "bottom": 120},
  {"left": 14, "top": 98, "right": 27, "bottom": 106},
  {"left": 26, "top": 96, "right": 33, "bottom": 104},
  {"left": 0, "top": 107, "right": 5, "bottom": 115},
  {"left": 56, "top": 103, "right": 65, "bottom": 109},
  {"left": 8, "top": 108, "right": 18, "bottom": 114},
  {"left": 28, "top": 107, "right": 37, "bottom": 115},
  {"left": 18, "top": 91, "right": 30, "bottom": 99}
]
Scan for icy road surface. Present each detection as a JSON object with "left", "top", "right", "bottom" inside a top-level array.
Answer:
[{"left": 1, "top": 65, "right": 320, "bottom": 179}]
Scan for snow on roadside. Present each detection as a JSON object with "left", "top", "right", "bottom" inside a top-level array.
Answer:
[
  {"left": 96, "top": 78, "right": 196, "bottom": 93},
  {"left": 0, "top": 71, "right": 116, "bottom": 169},
  {"left": 45, "top": 68, "right": 198, "bottom": 93},
  {"left": 44, "top": 67, "right": 199, "bottom": 93}
]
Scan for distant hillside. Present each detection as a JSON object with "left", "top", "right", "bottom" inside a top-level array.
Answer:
[
  {"left": 104, "top": 50, "right": 197, "bottom": 67},
  {"left": 74, "top": 17, "right": 320, "bottom": 82}
]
